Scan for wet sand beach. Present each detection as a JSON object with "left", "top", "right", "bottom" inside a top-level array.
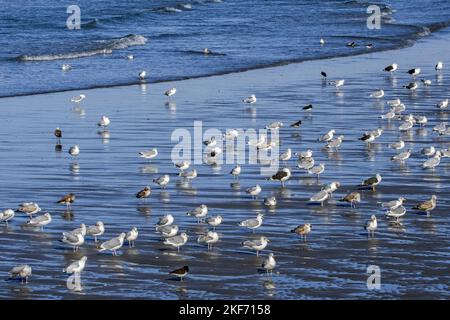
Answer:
[{"left": 0, "top": 29, "right": 449, "bottom": 299}]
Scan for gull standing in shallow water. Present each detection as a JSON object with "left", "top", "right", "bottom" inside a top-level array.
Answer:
[
  {"left": 422, "top": 151, "right": 441, "bottom": 170},
  {"left": 86, "top": 221, "right": 105, "bottom": 242},
  {"left": 8, "top": 265, "right": 32, "bottom": 283},
  {"left": 165, "top": 87, "right": 176, "bottom": 98},
  {"left": 99, "top": 233, "right": 126, "bottom": 256},
  {"left": 26, "top": 213, "right": 52, "bottom": 230},
  {"left": 262, "top": 253, "right": 276, "bottom": 277},
  {"left": 269, "top": 168, "right": 291, "bottom": 187},
  {"left": 413, "top": 195, "right": 437, "bottom": 215},
  {"left": 246, "top": 184, "right": 262, "bottom": 199},
  {"left": 359, "top": 173, "right": 382, "bottom": 191},
  {"left": 205, "top": 215, "right": 222, "bottom": 230},
  {"left": 318, "top": 129, "right": 335, "bottom": 142},
  {"left": 60, "top": 232, "right": 85, "bottom": 252},
  {"left": 241, "top": 236, "right": 270, "bottom": 256},
  {"left": 309, "top": 189, "right": 330, "bottom": 207},
  {"left": 126, "top": 227, "right": 139, "bottom": 247},
  {"left": 239, "top": 213, "right": 264, "bottom": 233},
  {"left": 179, "top": 169, "right": 197, "bottom": 181},
  {"left": 242, "top": 94, "right": 257, "bottom": 104},
  {"left": 263, "top": 196, "right": 277, "bottom": 207},
  {"left": 97, "top": 115, "right": 110, "bottom": 128},
  {"left": 153, "top": 175, "right": 170, "bottom": 189},
  {"left": 381, "top": 197, "right": 405, "bottom": 210},
  {"left": 16, "top": 202, "right": 41, "bottom": 218},
  {"left": 326, "top": 135, "right": 344, "bottom": 150},
  {"left": 57, "top": 193, "right": 75, "bottom": 209},
  {"left": 308, "top": 163, "right": 325, "bottom": 180},
  {"left": 389, "top": 140, "right": 405, "bottom": 150},
  {"left": 391, "top": 149, "right": 412, "bottom": 162},
  {"left": 63, "top": 256, "right": 87, "bottom": 275},
  {"left": 291, "top": 224, "right": 311, "bottom": 241},
  {"left": 71, "top": 94, "right": 85, "bottom": 104},
  {"left": 370, "top": 89, "right": 384, "bottom": 99},
  {"left": 175, "top": 161, "right": 190, "bottom": 171},
  {"left": 383, "top": 63, "right": 398, "bottom": 73},
  {"left": 0, "top": 209, "right": 15, "bottom": 225},
  {"left": 385, "top": 206, "right": 406, "bottom": 222},
  {"left": 164, "top": 233, "right": 188, "bottom": 252},
  {"left": 230, "top": 165, "right": 241, "bottom": 180},
  {"left": 197, "top": 231, "right": 219, "bottom": 250},
  {"left": 364, "top": 215, "right": 377, "bottom": 238},
  {"left": 156, "top": 225, "right": 179, "bottom": 238},
  {"left": 69, "top": 145, "right": 80, "bottom": 158},
  {"left": 340, "top": 192, "right": 361, "bottom": 208},
  {"left": 187, "top": 204, "right": 208, "bottom": 223},
  {"left": 139, "top": 148, "right": 158, "bottom": 161}
]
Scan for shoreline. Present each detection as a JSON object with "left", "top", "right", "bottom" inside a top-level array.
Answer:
[{"left": 1, "top": 25, "right": 449, "bottom": 100}]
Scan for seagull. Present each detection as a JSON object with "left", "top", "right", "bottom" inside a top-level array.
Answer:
[
  {"left": 435, "top": 61, "right": 443, "bottom": 72},
  {"left": 389, "top": 140, "right": 405, "bottom": 151},
  {"left": 126, "top": 54, "right": 134, "bottom": 60},
  {"left": 186, "top": 204, "right": 208, "bottom": 223},
  {"left": 387, "top": 98, "right": 401, "bottom": 107},
  {"left": 290, "top": 120, "right": 302, "bottom": 128},
  {"left": 322, "top": 182, "right": 340, "bottom": 198},
  {"left": 360, "top": 173, "right": 382, "bottom": 191},
  {"left": 203, "top": 136, "right": 217, "bottom": 147},
  {"left": 364, "top": 215, "right": 377, "bottom": 237},
  {"left": 223, "top": 129, "right": 239, "bottom": 140},
  {"left": 415, "top": 115, "right": 428, "bottom": 126},
  {"left": 392, "top": 104, "right": 406, "bottom": 114},
  {"left": 26, "top": 213, "right": 52, "bottom": 230},
  {"left": 99, "top": 233, "right": 126, "bottom": 256},
  {"left": 164, "top": 87, "right": 177, "bottom": 98},
  {"left": 71, "top": 94, "right": 85, "bottom": 104},
  {"left": 203, "top": 48, "right": 211, "bottom": 54},
  {"left": 205, "top": 215, "right": 223, "bottom": 230},
  {"left": 346, "top": 41, "right": 356, "bottom": 47},
  {"left": 412, "top": 195, "right": 437, "bottom": 215},
  {"left": 138, "top": 70, "right": 146, "bottom": 80},
  {"left": 63, "top": 256, "right": 87, "bottom": 275},
  {"left": 126, "top": 227, "right": 139, "bottom": 247},
  {"left": 318, "top": 129, "right": 335, "bottom": 142},
  {"left": 329, "top": 79, "right": 345, "bottom": 88},
  {"left": 340, "top": 191, "right": 361, "bottom": 208},
  {"left": 326, "top": 135, "right": 344, "bottom": 150},
  {"left": 246, "top": 184, "right": 262, "bottom": 199},
  {"left": 97, "top": 115, "right": 110, "bottom": 128},
  {"left": 241, "top": 236, "right": 270, "bottom": 256},
  {"left": 407, "top": 68, "right": 421, "bottom": 77},
  {"left": 399, "top": 120, "right": 414, "bottom": 131},
  {"left": 169, "top": 266, "right": 189, "bottom": 282},
  {"left": 297, "top": 149, "right": 313, "bottom": 159},
  {"left": 262, "top": 253, "right": 276, "bottom": 277},
  {"left": 60, "top": 232, "right": 85, "bottom": 252},
  {"left": 0, "top": 209, "right": 15, "bottom": 225},
  {"left": 321, "top": 71, "right": 327, "bottom": 79},
  {"left": 54, "top": 127, "right": 62, "bottom": 141},
  {"left": 320, "top": 38, "right": 325, "bottom": 45},
  {"left": 153, "top": 175, "right": 170, "bottom": 189},
  {"left": 404, "top": 82, "right": 418, "bottom": 91},
  {"left": 266, "top": 121, "right": 283, "bottom": 131},
  {"left": 179, "top": 169, "right": 197, "bottom": 180},
  {"left": 421, "top": 146, "right": 436, "bottom": 157},
  {"left": 422, "top": 151, "right": 441, "bottom": 170},
  {"left": 70, "top": 223, "right": 87, "bottom": 237},
  {"left": 383, "top": 63, "right": 398, "bottom": 73},
  {"left": 381, "top": 197, "right": 406, "bottom": 210},
  {"left": 136, "top": 186, "right": 151, "bottom": 199},
  {"left": 391, "top": 149, "right": 412, "bottom": 162},
  {"left": 175, "top": 161, "right": 190, "bottom": 171},
  {"left": 309, "top": 189, "right": 330, "bottom": 207},
  {"left": 69, "top": 145, "right": 80, "bottom": 157},
  {"left": 239, "top": 213, "right": 264, "bottom": 233},
  {"left": 57, "top": 193, "right": 75, "bottom": 209},
  {"left": 385, "top": 206, "right": 406, "bottom": 222},
  {"left": 269, "top": 168, "right": 291, "bottom": 187},
  {"left": 8, "top": 265, "right": 32, "bottom": 283},
  {"left": 421, "top": 79, "right": 432, "bottom": 86},
  {"left": 433, "top": 122, "right": 447, "bottom": 134},
  {"left": 263, "top": 196, "right": 277, "bottom": 207},
  {"left": 436, "top": 99, "right": 449, "bottom": 109},
  {"left": 230, "top": 165, "right": 241, "bottom": 179},
  {"left": 197, "top": 231, "right": 219, "bottom": 250},
  {"left": 302, "top": 104, "right": 313, "bottom": 111},
  {"left": 242, "top": 94, "right": 257, "bottom": 104},
  {"left": 86, "top": 221, "right": 105, "bottom": 242},
  {"left": 139, "top": 148, "right": 158, "bottom": 161},
  {"left": 156, "top": 214, "right": 174, "bottom": 227},
  {"left": 16, "top": 202, "right": 41, "bottom": 218},
  {"left": 359, "top": 132, "right": 375, "bottom": 144},
  {"left": 297, "top": 156, "right": 315, "bottom": 171},
  {"left": 370, "top": 89, "right": 385, "bottom": 99},
  {"left": 156, "top": 225, "right": 179, "bottom": 238},
  {"left": 61, "top": 64, "right": 72, "bottom": 71},
  {"left": 380, "top": 109, "right": 396, "bottom": 120},
  {"left": 164, "top": 233, "right": 188, "bottom": 252},
  {"left": 308, "top": 163, "right": 325, "bottom": 180},
  {"left": 291, "top": 224, "right": 311, "bottom": 241}
]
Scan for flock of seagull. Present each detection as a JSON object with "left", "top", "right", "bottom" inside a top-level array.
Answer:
[{"left": 1, "top": 49, "right": 447, "bottom": 287}]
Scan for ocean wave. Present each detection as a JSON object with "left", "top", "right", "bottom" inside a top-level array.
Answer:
[{"left": 16, "top": 34, "right": 148, "bottom": 62}]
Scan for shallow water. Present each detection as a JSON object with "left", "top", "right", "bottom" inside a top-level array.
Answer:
[
  {"left": 0, "top": 28, "right": 449, "bottom": 299},
  {"left": 1, "top": 0, "right": 450, "bottom": 97}
]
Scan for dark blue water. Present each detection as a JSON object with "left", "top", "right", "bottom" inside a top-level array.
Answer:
[{"left": 0, "top": 0, "right": 449, "bottom": 97}]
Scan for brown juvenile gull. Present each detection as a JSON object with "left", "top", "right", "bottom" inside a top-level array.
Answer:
[
  {"left": 269, "top": 168, "right": 291, "bottom": 187},
  {"left": 291, "top": 224, "right": 311, "bottom": 241},
  {"left": 412, "top": 195, "right": 437, "bottom": 215},
  {"left": 340, "top": 191, "right": 361, "bottom": 208},
  {"left": 136, "top": 186, "right": 151, "bottom": 199},
  {"left": 16, "top": 202, "right": 41, "bottom": 218}
]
